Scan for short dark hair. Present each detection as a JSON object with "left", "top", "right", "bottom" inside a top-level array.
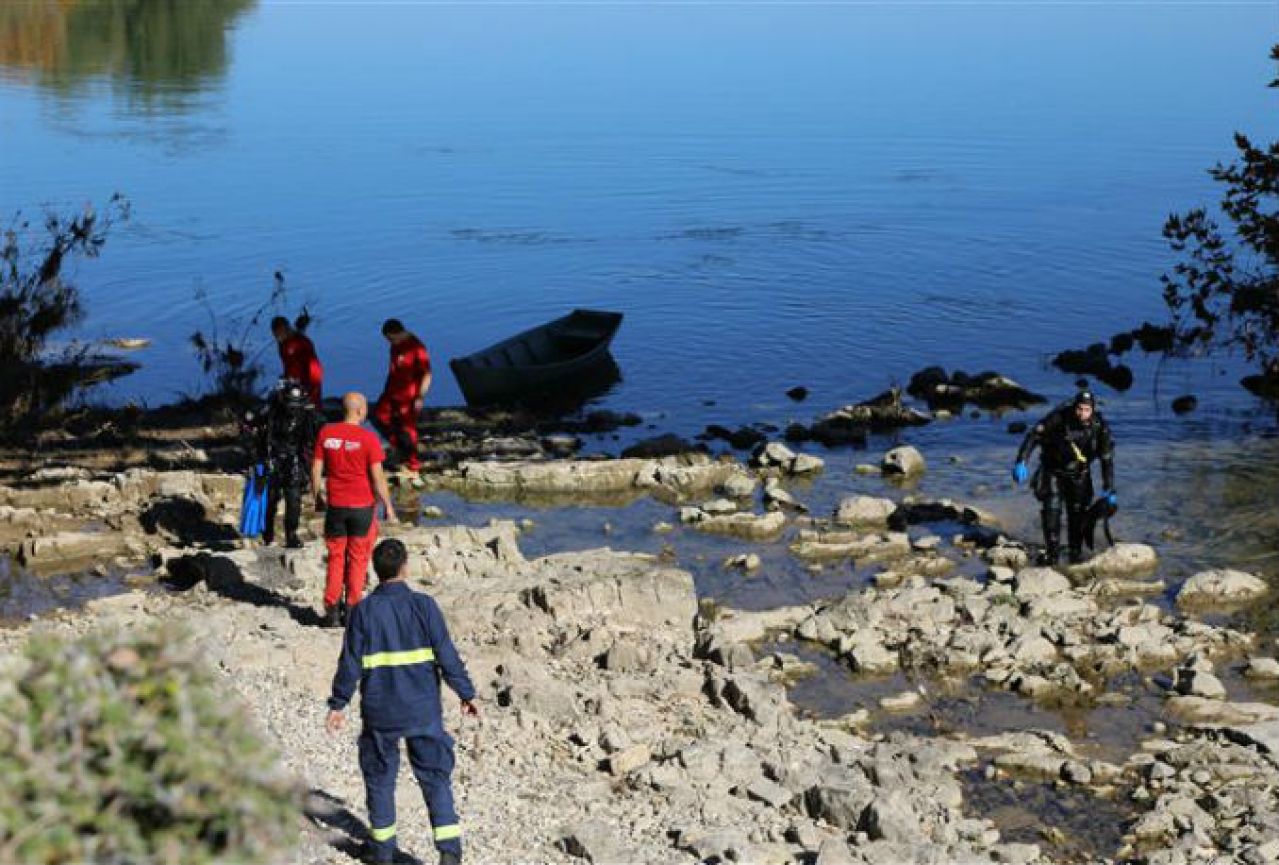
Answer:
[
  {"left": 270, "top": 316, "right": 290, "bottom": 332},
  {"left": 381, "top": 318, "right": 405, "bottom": 337},
  {"left": 372, "top": 539, "right": 408, "bottom": 581}
]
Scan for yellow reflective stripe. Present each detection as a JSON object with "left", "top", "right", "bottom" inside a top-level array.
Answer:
[
  {"left": 434, "top": 824, "right": 461, "bottom": 841},
  {"left": 362, "top": 648, "right": 435, "bottom": 669},
  {"left": 1069, "top": 442, "right": 1086, "bottom": 463},
  {"left": 371, "top": 824, "right": 397, "bottom": 842}
]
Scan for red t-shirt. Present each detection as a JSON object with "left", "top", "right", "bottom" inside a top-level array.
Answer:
[
  {"left": 384, "top": 334, "right": 431, "bottom": 402},
  {"left": 279, "top": 333, "right": 324, "bottom": 404},
  {"left": 314, "top": 423, "right": 385, "bottom": 508}
]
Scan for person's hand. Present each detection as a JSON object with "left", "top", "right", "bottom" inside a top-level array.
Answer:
[
  {"left": 1012, "top": 461, "right": 1028, "bottom": 485},
  {"left": 325, "top": 709, "right": 345, "bottom": 734},
  {"left": 381, "top": 502, "right": 398, "bottom": 524},
  {"left": 412, "top": 396, "right": 424, "bottom": 415},
  {"left": 460, "top": 699, "right": 479, "bottom": 718},
  {"left": 1105, "top": 490, "right": 1118, "bottom": 508}
]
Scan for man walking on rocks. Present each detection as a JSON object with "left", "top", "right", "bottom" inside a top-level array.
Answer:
[
  {"left": 326, "top": 538, "right": 479, "bottom": 865},
  {"left": 1012, "top": 388, "right": 1116, "bottom": 565},
  {"left": 372, "top": 318, "right": 431, "bottom": 473},
  {"left": 312, "top": 392, "right": 396, "bottom": 627}
]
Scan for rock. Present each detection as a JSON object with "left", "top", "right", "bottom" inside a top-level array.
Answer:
[
  {"left": 1243, "top": 657, "right": 1279, "bottom": 680},
  {"left": 747, "top": 779, "right": 793, "bottom": 809},
  {"left": 791, "top": 453, "right": 826, "bottom": 475},
  {"left": 691, "top": 510, "right": 787, "bottom": 540},
  {"left": 859, "top": 791, "right": 920, "bottom": 843},
  {"left": 1174, "top": 669, "right": 1227, "bottom": 700},
  {"left": 879, "top": 691, "right": 922, "bottom": 712},
  {"left": 1009, "top": 635, "right": 1058, "bottom": 665},
  {"left": 706, "top": 424, "right": 768, "bottom": 451},
  {"left": 787, "top": 386, "right": 810, "bottom": 402},
  {"left": 719, "top": 473, "right": 758, "bottom": 498},
  {"left": 606, "top": 744, "right": 651, "bottom": 776},
  {"left": 835, "top": 496, "right": 897, "bottom": 527},
  {"left": 854, "top": 463, "right": 880, "bottom": 475},
  {"left": 847, "top": 639, "right": 898, "bottom": 675},
  {"left": 701, "top": 498, "right": 739, "bottom": 515},
  {"left": 1165, "top": 697, "right": 1279, "bottom": 726},
  {"left": 881, "top": 446, "right": 925, "bottom": 477},
  {"left": 1068, "top": 543, "right": 1158, "bottom": 578},
  {"left": 751, "top": 442, "right": 797, "bottom": 469},
  {"left": 559, "top": 820, "right": 632, "bottom": 863},
  {"left": 1219, "top": 720, "right": 1279, "bottom": 755},
  {"left": 724, "top": 553, "right": 762, "bottom": 572},
  {"left": 1171, "top": 395, "right": 1198, "bottom": 415},
  {"left": 814, "top": 838, "right": 858, "bottom": 865},
  {"left": 1177, "top": 569, "right": 1269, "bottom": 607},
  {"left": 1013, "top": 567, "right": 1071, "bottom": 599},
  {"left": 621, "top": 434, "right": 701, "bottom": 459},
  {"left": 805, "top": 779, "right": 874, "bottom": 830},
  {"left": 994, "top": 843, "right": 1042, "bottom": 864}
]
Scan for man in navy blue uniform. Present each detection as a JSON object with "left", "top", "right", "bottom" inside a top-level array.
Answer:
[{"left": 326, "top": 538, "right": 479, "bottom": 865}]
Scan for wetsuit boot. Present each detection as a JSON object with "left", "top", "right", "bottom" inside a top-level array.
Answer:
[{"left": 1038, "top": 502, "right": 1062, "bottom": 566}]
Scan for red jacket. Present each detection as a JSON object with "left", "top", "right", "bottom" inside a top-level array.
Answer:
[
  {"left": 279, "top": 333, "right": 323, "bottom": 405},
  {"left": 384, "top": 334, "right": 430, "bottom": 402}
]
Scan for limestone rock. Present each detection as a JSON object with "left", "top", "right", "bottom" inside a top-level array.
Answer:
[
  {"left": 881, "top": 445, "right": 926, "bottom": 477},
  {"left": 835, "top": 496, "right": 897, "bottom": 527},
  {"left": 1177, "top": 569, "right": 1269, "bottom": 607}
]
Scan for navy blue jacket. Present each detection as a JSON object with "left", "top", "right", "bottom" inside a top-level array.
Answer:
[{"left": 328, "top": 581, "right": 475, "bottom": 734}]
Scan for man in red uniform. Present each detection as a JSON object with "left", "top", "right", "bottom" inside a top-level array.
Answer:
[
  {"left": 372, "top": 318, "right": 432, "bottom": 473},
  {"left": 312, "top": 392, "right": 397, "bottom": 628},
  {"left": 272, "top": 316, "right": 324, "bottom": 406}
]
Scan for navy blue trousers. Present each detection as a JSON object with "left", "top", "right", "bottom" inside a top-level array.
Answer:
[{"left": 358, "top": 728, "right": 461, "bottom": 861}]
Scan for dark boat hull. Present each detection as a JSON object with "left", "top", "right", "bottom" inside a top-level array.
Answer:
[{"left": 449, "top": 309, "right": 623, "bottom": 407}]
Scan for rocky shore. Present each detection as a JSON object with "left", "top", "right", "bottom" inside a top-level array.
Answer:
[{"left": 2, "top": 409, "right": 1278, "bottom": 864}]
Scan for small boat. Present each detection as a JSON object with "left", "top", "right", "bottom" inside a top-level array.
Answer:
[{"left": 450, "top": 309, "right": 623, "bottom": 407}]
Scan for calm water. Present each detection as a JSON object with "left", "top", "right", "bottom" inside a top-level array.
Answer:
[{"left": 1, "top": 1, "right": 1277, "bottom": 580}]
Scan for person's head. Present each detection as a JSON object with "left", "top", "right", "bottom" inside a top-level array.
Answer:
[
  {"left": 270, "top": 316, "right": 291, "bottom": 343},
  {"left": 341, "top": 391, "right": 368, "bottom": 423},
  {"left": 381, "top": 318, "right": 406, "bottom": 344},
  {"left": 372, "top": 538, "right": 409, "bottom": 582},
  {"left": 1073, "top": 390, "right": 1095, "bottom": 423}
]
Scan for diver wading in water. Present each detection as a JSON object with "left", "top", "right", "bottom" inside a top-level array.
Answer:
[{"left": 1012, "top": 388, "right": 1116, "bottom": 566}]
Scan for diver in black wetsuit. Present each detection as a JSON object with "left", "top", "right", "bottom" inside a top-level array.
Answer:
[
  {"left": 1012, "top": 389, "right": 1116, "bottom": 566},
  {"left": 244, "top": 378, "right": 321, "bottom": 548}
]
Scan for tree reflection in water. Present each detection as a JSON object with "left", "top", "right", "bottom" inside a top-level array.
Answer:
[{"left": 0, "top": 0, "right": 254, "bottom": 111}]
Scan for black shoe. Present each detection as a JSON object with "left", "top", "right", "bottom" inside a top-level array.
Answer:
[
  {"left": 1068, "top": 548, "right": 1085, "bottom": 565},
  {"left": 438, "top": 851, "right": 461, "bottom": 865},
  {"left": 1037, "top": 547, "right": 1060, "bottom": 567},
  {"left": 261, "top": 531, "right": 275, "bottom": 546},
  {"left": 339, "top": 601, "right": 349, "bottom": 626},
  {"left": 285, "top": 535, "right": 303, "bottom": 549},
  {"left": 321, "top": 606, "right": 342, "bottom": 629}
]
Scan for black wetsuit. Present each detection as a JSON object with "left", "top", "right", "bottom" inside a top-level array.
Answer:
[
  {"left": 246, "top": 385, "right": 321, "bottom": 546},
  {"left": 1016, "top": 404, "right": 1115, "bottom": 563}
]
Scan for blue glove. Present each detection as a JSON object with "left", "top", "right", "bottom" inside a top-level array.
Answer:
[
  {"left": 1012, "top": 461, "right": 1028, "bottom": 485},
  {"left": 1105, "top": 490, "right": 1117, "bottom": 508}
]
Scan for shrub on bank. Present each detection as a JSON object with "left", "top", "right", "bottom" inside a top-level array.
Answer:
[{"left": 0, "top": 623, "right": 300, "bottom": 864}]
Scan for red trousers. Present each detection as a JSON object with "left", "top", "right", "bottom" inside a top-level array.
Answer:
[
  {"left": 323, "top": 506, "right": 378, "bottom": 608},
  {"left": 373, "top": 396, "right": 420, "bottom": 470}
]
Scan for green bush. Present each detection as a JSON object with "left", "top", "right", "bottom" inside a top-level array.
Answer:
[{"left": 0, "top": 623, "right": 300, "bottom": 864}]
